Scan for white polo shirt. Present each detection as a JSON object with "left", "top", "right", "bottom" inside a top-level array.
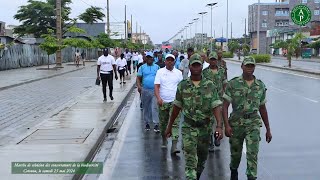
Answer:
[
  {"left": 138, "top": 54, "right": 144, "bottom": 64},
  {"left": 154, "top": 67, "right": 183, "bottom": 103},
  {"left": 116, "top": 58, "right": 127, "bottom": 70},
  {"left": 97, "top": 55, "right": 116, "bottom": 74},
  {"left": 132, "top": 53, "right": 139, "bottom": 61}
]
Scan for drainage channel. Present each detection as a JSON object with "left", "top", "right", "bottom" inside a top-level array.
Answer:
[{"left": 81, "top": 90, "right": 137, "bottom": 180}]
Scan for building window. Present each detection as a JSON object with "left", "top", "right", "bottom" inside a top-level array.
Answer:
[
  {"left": 315, "top": 10, "right": 320, "bottom": 15},
  {"left": 275, "top": 8, "right": 289, "bottom": 16},
  {"left": 262, "top": 23, "right": 267, "bottom": 27},
  {"left": 262, "top": 11, "right": 268, "bottom": 15},
  {"left": 302, "top": 0, "right": 307, "bottom": 3},
  {"left": 275, "top": 20, "right": 289, "bottom": 27},
  {"left": 316, "top": 0, "right": 320, "bottom": 3}
]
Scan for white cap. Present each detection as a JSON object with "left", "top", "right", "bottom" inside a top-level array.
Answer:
[{"left": 165, "top": 54, "right": 175, "bottom": 60}]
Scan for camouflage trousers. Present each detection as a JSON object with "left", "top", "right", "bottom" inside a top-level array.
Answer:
[
  {"left": 229, "top": 119, "right": 261, "bottom": 178},
  {"left": 182, "top": 119, "right": 211, "bottom": 180},
  {"left": 158, "top": 102, "right": 179, "bottom": 140}
]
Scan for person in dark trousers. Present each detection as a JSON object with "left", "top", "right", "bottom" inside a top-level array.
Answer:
[{"left": 97, "top": 48, "right": 118, "bottom": 102}]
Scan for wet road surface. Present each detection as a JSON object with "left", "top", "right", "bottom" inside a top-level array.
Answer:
[{"left": 99, "top": 62, "right": 320, "bottom": 180}]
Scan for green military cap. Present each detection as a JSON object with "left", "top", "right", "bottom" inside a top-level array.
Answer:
[
  {"left": 189, "top": 53, "right": 203, "bottom": 65},
  {"left": 208, "top": 51, "right": 218, "bottom": 60},
  {"left": 242, "top": 56, "right": 256, "bottom": 65}
]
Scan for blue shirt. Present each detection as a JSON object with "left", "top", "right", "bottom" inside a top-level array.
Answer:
[
  {"left": 154, "top": 57, "right": 159, "bottom": 63},
  {"left": 137, "top": 64, "right": 160, "bottom": 90},
  {"left": 175, "top": 58, "right": 181, "bottom": 69}
]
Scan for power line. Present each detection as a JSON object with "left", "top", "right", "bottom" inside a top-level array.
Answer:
[{"left": 78, "top": 0, "right": 119, "bottom": 22}]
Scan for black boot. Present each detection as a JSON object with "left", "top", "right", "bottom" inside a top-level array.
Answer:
[
  {"left": 230, "top": 168, "right": 238, "bottom": 180},
  {"left": 247, "top": 177, "right": 257, "bottom": 180},
  {"left": 196, "top": 172, "right": 201, "bottom": 180},
  {"left": 109, "top": 91, "right": 114, "bottom": 100}
]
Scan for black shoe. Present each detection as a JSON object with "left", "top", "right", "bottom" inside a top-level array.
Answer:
[
  {"left": 110, "top": 96, "right": 114, "bottom": 100},
  {"left": 103, "top": 98, "right": 107, "bottom": 102},
  {"left": 197, "top": 172, "right": 201, "bottom": 180},
  {"left": 247, "top": 177, "right": 257, "bottom": 180},
  {"left": 120, "top": 82, "right": 122, "bottom": 84},
  {"left": 153, "top": 125, "right": 160, "bottom": 133},
  {"left": 145, "top": 124, "right": 150, "bottom": 131},
  {"left": 123, "top": 81, "right": 126, "bottom": 84},
  {"left": 140, "top": 102, "right": 143, "bottom": 109},
  {"left": 230, "top": 168, "right": 238, "bottom": 180}
]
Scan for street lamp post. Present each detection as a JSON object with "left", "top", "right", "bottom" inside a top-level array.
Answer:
[
  {"left": 185, "top": 26, "right": 189, "bottom": 47},
  {"left": 199, "top": 12, "right": 207, "bottom": 51},
  {"left": 193, "top": 18, "right": 199, "bottom": 47},
  {"left": 189, "top": 22, "right": 193, "bottom": 47},
  {"left": 207, "top": 3, "right": 218, "bottom": 52}
]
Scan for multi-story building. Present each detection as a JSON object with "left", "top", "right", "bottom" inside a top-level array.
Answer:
[
  {"left": 132, "top": 33, "right": 152, "bottom": 45},
  {"left": 248, "top": 0, "right": 320, "bottom": 54}
]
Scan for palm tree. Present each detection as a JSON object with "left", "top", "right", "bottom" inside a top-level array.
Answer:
[{"left": 78, "top": 6, "right": 105, "bottom": 24}]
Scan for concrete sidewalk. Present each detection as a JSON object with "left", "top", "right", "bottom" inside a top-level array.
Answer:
[
  {"left": 0, "top": 74, "right": 136, "bottom": 180},
  {"left": 227, "top": 57, "right": 320, "bottom": 75},
  {"left": 0, "top": 62, "right": 96, "bottom": 91}
]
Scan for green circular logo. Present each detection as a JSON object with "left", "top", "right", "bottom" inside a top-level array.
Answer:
[{"left": 291, "top": 5, "right": 312, "bottom": 26}]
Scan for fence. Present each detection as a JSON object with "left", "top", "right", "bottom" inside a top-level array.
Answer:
[{"left": 0, "top": 44, "right": 99, "bottom": 71}]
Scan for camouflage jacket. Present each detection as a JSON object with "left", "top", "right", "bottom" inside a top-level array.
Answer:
[
  {"left": 217, "top": 59, "right": 228, "bottom": 79},
  {"left": 174, "top": 78, "right": 222, "bottom": 122},
  {"left": 202, "top": 67, "right": 227, "bottom": 99},
  {"left": 223, "top": 75, "right": 267, "bottom": 120}
]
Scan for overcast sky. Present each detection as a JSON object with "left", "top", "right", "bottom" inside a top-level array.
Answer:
[{"left": 2, "top": 0, "right": 275, "bottom": 44}]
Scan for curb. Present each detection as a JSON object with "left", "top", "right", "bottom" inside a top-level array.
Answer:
[
  {"left": 226, "top": 59, "right": 320, "bottom": 76},
  {"left": 0, "top": 67, "right": 85, "bottom": 91},
  {"left": 72, "top": 83, "right": 136, "bottom": 180}
]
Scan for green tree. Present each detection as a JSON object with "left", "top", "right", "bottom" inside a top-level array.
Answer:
[
  {"left": 78, "top": 6, "right": 105, "bottom": 24},
  {"left": 286, "top": 32, "right": 304, "bottom": 68},
  {"left": 227, "top": 41, "right": 240, "bottom": 54},
  {"left": 14, "top": 0, "right": 73, "bottom": 37},
  {"left": 39, "top": 29, "right": 66, "bottom": 69},
  {"left": 96, "top": 33, "right": 115, "bottom": 48}
]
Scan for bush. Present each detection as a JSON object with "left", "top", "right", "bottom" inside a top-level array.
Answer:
[
  {"left": 250, "top": 54, "right": 271, "bottom": 63},
  {"left": 223, "top": 52, "right": 234, "bottom": 58}
]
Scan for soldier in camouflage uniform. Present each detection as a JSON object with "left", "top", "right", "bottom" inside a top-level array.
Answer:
[
  {"left": 222, "top": 57, "right": 272, "bottom": 180},
  {"left": 217, "top": 50, "right": 228, "bottom": 79},
  {"left": 165, "top": 54, "right": 223, "bottom": 180},
  {"left": 202, "top": 51, "right": 228, "bottom": 151}
]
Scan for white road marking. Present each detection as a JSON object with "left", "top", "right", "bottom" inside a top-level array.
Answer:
[
  {"left": 98, "top": 97, "right": 137, "bottom": 180},
  {"left": 269, "top": 86, "right": 318, "bottom": 103},
  {"left": 227, "top": 61, "right": 320, "bottom": 80}
]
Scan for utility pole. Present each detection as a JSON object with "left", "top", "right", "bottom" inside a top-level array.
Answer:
[
  {"left": 231, "top": 22, "right": 233, "bottom": 40},
  {"left": 245, "top": 18, "right": 247, "bottom": 44},
  {"left": 130, "top": 14, "right": 133, "bottom": 42},
  {"left": 124, "top": 5, "right": 127, "bottom": 41},
  {"left": 136, "top": 21, "right": 138, "bottom": 43},
  {"left": 140, "top": 26, "right": 142, "bottom": 44},
  {"left": 56, "top": 0, "right": 62, "bottom": 67},
  {"left": 257, "top": 0, "right": 261, "bottom": 54},
  {"left": 226, "top": 0, "right": 229, "bottom": 45},
  {"left": 106, "top": 0, "right": 110, "bottom": 35}
]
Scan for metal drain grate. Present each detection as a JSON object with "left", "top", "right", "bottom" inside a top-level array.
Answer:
[{"left": 18, "top": 128, "right": 93, "bottom": 144}]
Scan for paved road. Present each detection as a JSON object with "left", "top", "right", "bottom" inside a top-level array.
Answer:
[
  {"left": 271, "top": 57, "right": 320, "bottom": 71},
  {"left": 100, "top": 62, "right": 320, "bottom": 180},
  {"left": 0, "top": 66, "right": 97, "bottom": 146}
]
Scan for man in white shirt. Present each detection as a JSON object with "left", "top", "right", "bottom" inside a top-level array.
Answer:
[
  {"left": 137, "top": 51, "right": 144, "bottom": 72},
  {"left": 124, "top": 49, "right": 132, "bottom": 75},
  {"left": 97, "top": 48, "right": 118, "bottom": 102},
  {"left": 154, "top": 54, "right": 183, "bottom": 154},
  {"left": 116, "top": 53, "right": 127, "bottom": 84},
  {"left": 131, "top": 51, "right": 139, "bottom": 73}
]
